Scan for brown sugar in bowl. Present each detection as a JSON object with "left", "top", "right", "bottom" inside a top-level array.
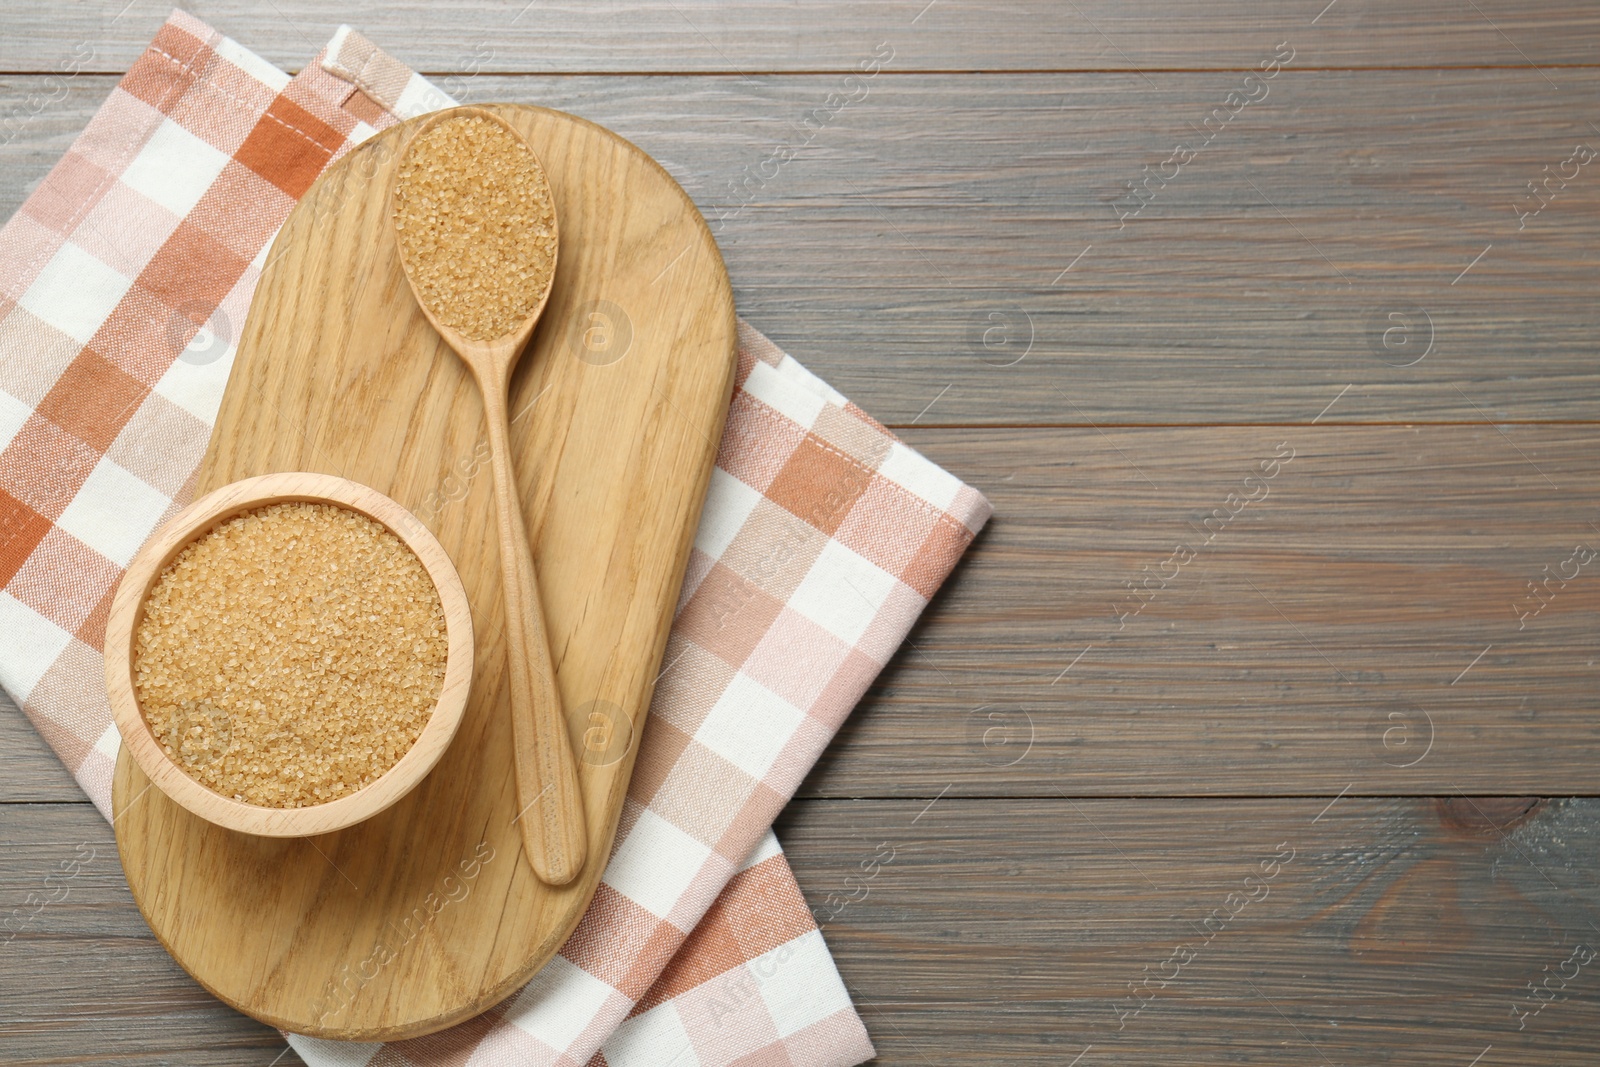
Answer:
[{"left": 105, "top": 472, "right": 474, "bottom": 837}]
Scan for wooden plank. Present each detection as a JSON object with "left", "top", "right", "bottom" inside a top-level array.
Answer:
[
  {"left": 799, "top": 424, "right": 1600, "bottom": 797},
  {"left": 12, "top": 415, "right": 1600, "bottom": 803},
  {"left": 0, "top": 803, "right": 301, "bottom": 1066},
  {"left": 0, "top": 74, "right": 101, "bottom": 223},
  {"left": 0, "top": 691, "right": 83, "bottom": 803},
  {"left": 9, "top": 797, "right": 1599, "bottom": 1064},
  {"left": 3, "top": 1, "right": 1599, "bottom": 74},
  {"left": 7, "top": 71, "right": 1600, "bottom": 424},
  {"left": 775, "top": 795, "right": 1600, "bottom": 1065},
  {"left": 30, "top": 429, "right": 1600, "bottom": 802},
  {"left": 5, "top": 73, "right": 1600, "bottom": 793}
]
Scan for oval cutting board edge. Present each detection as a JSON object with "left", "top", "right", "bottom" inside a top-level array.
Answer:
[{"left": 111, "top": 102, "right": 736, "bottom": 1041}]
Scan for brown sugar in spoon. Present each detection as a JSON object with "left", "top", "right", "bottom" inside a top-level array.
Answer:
[{"left": 391, "top": 107, "right": 586, "bottom": 886}]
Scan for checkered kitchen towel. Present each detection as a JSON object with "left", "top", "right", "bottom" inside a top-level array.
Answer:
[{"left": 0, "top": 12, "right": 990, "bottom": 1067}]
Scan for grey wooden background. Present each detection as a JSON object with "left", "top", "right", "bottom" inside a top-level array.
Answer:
[{"left": 4, "top": 1, "right": 1600, "bottom": 1063}]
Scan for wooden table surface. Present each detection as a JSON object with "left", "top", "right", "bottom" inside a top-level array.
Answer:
[{"left": 4, "top": 3, "right": 1599, "bottom": 1063}]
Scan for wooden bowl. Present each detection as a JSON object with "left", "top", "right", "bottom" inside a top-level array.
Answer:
[{"left": 105, "top": 471, "right": 474, "bottom": 837}]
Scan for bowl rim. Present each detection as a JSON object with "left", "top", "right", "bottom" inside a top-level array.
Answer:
[{"left": 105, "top": 471, "right": 475, "bottom": 837}]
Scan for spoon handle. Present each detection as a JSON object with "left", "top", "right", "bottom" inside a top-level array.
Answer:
[{"left": 481, "top": 385, "right": 588, "bottom": 886}]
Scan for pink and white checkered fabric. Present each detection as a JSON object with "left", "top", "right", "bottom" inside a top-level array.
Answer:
[{"left": 0, "top": 14, "right": 990, "bottom": 1067}]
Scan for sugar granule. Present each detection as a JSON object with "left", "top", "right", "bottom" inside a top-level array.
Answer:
[
  {"left": 133, "top": 501, "right": 449, "bottom": 809},
  {"left": 393, "top": 113, "right": 557, "bottom": 342}
]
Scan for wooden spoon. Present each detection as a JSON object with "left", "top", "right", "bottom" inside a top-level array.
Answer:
[{"left": 390, "top": 107, "right": 586, "bottom": 886}]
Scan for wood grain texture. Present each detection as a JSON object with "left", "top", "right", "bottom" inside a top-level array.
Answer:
[
  {"left": 110, "top": 104, "right": 736, "bottom": 1040},
  {"left": 1, "top": 802, "right": 305, "bottom": 1066},
  {"left": 802, "top": 425, "right": 1600, "bottom": 798},
  {"left": 36, "top": 412, "right": 1600, "bottom": 814},
  {"left": 9, "top": 797, "right": 1600, "bottom": 1065},
  {"left": 773, "top": 795, "right": 1600, "bottom": 1065},
  {"left": 4, "top": 5, "right": 1600, "bottom": 1062},
  {"left": 4, "top": 1, "right": 1600, "bottom": 74},
  {"left": 0, "top": 690, "right": 80, "bottom": 803},
  {"left": 7, "top": 70, "right": 1600, "bottom": 424}
]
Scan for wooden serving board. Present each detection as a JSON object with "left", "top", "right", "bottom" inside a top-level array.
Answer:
[{"left": 110, "top": 105, "right": 736, "bottom": 1041}]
